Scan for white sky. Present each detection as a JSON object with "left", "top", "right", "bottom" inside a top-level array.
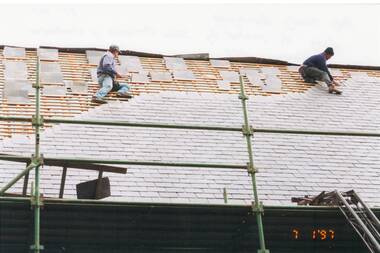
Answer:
[{"left": 0, "top": 2, "right": 379, "bottom": 65}]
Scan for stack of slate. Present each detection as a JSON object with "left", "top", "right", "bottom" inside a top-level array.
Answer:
[
  {"left": 239, "top": 66, "right": 283, "bottom": 93},
  {"left": 119, "top": 55, "right": 150, "bottom": 84},
  {"left": 2, "top": 46, "right": 32, "bottom": 104},
  {"left": 38, "top": 48, "right": 67, "bottom": 96},
  {"left": 260, "top": 67, "right": 282, "bottom": 92},
  {"left": 163, "top": 57, "right": 196, "bottom": 81},
  {"left": 86, "top": 50, "right": 105, "bottom": 66},
  {"left": 210, "top": 59, "right": 234, "bottom": 90},
  {"left": 217, "top": 69, "right": 240, "bottom": 91},
  {"left": 239, "top": 68, "right": 265, "bottom": 87},
  {"left": 87, "top": 50, "right": 105, "bottom": 83}
]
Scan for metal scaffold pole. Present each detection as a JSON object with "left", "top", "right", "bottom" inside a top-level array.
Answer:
[
  {"left": 239, "top": 76, "right": 269, "bottom": 253},
  {"left": 0, "top": 116, "right": 380, "bottom": 137},
  {"left": 30, "top": 56, "right": 43, "bottom": 253}
]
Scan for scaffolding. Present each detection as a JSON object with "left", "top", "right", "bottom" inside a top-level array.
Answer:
[{"left": 0, "top": 57, "right": 380, "bottom": 253}]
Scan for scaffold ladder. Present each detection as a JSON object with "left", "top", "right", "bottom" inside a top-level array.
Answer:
[
  {"left": 337, "top": 190, "right": 380, "bottom": 253},
  {"left": 293, "top": 190, "right": 380, "bottom": 253}
]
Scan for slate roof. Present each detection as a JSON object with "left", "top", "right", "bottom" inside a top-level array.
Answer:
[{"left": 1, "top": 67, "right": 380, "bottom": 207}]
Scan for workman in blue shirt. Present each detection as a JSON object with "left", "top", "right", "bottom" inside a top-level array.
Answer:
[{"left": 299, "top": 47, "right": 342, "bottom": 95}]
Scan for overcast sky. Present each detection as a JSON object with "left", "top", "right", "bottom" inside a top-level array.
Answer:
[{"left": 0, "top": 3, "right": 379, "bottom": 66}]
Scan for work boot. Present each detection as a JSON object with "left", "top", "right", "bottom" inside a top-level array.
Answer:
[
  {"left": 91, "top": 96, "right": 107, "bottom": 104},
  {"left": 328, "top": 86, "right": 342, "bottom": 95},
  {"left": 117, "top": 92, "right": 133, "bottom": 98}
]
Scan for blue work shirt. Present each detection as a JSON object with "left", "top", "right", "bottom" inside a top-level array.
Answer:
[
  {"left": 303, "top": 53, "right": 333, "bottom": 80},
  {"left": 97, "top": 51, "right": 117, "bottom": 78}
]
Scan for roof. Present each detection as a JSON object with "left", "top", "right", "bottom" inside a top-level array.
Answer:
[{"left": 0, "top": 46, "right": 380, "bottom": 207}]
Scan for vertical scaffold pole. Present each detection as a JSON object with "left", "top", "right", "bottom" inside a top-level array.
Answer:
[
  {"left": 239, "top": 76, "right": 269, "bottom": 253},
  {"left": 31, "top": 56, "right": 43, "bottom": 253}
]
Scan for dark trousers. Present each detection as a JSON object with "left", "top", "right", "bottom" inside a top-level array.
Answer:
[{"left": 302, "top": 67, "right": 332, "bottom": 87}]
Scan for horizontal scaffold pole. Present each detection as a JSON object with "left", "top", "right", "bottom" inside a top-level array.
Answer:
[
  {"left": 253, "top": 128, "right": 380, "bottom": 137},
  {"left": 0, "top": 155, "right": 246, "bottom": 170},
  {"left": 0, "top": 116, "right": 379, "bottom": 137},
  {"left": 0, "top": 116, "right": 241, "bottom": 132}
]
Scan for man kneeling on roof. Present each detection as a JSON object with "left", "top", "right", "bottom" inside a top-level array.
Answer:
[
  {"left": 92, "top": 45, "right": 133, "bottom": 104},
  {"left": 299, "top": 47, "right": 342, "bottom": 95}
]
